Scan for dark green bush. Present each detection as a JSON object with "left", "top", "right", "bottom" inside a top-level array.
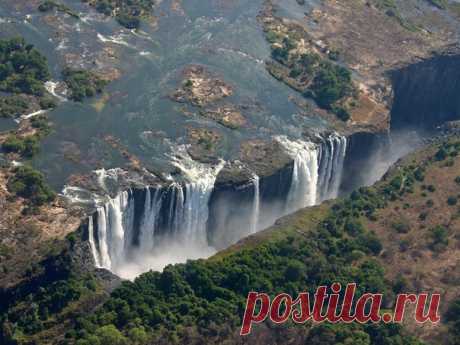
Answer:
[
  {"left": 392, "top": 220, "right": 410, "bottom": 233},
  {"left": 7, "top": 165, "right": 56, "bottom": 206},
  {"left": 0, "top": 95, "right": 29, "bottom": 118},
  {"left": 429, "top": 225, "right": 449, "bottom": 251},
  {"left": 63, "top": 68, "right": 107, "bottom": 101},
  {"left": 447, "top": 196, "right": 458, "bottom": 206},
  {"left": 2, "top": 134, "right": 41, "bottom": 157}
]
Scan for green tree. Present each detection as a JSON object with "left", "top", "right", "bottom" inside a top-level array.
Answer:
[{"left": 95, "top": 325, "right": 128, "bottom": 345}]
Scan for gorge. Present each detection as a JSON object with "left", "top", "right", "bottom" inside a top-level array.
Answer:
[{"left": 87, "top": 134, "right": 348, "bottom": 278}]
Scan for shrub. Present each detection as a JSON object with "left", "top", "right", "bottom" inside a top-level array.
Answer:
[
  {"left": 359, "top": 231, "right": 383, "bottom": 255},
  {"left": 30, "top": 114, "right": 52, "bottom": 134},
  {"left": 392, "top": 220, "right": 410, "bottom": 234},
  {"left": 8, "top": 165, "right": 56, "bottom": 206},
  {"left": 63, "top": 68, "right": 107, "bottom": 101},
  {"left": 39, "top": 95, "right": 57, "bottom": 109},
  {"left": 399, "top": 239, "right": 410, "bottom": 252},
  {"left": 419, "top": 212, "right": 428, "bottom": 221},
  {"left": 2, "top": 135, "right": 26, "bottom": 153},
  {"left": 429, "top": 225, "right": 449, "bottom": 251},
  {"left": 90, "top": 0, "right": 155, "bottom": 28},
  {"left": 271, "top": 46, "right": 289, "bottom": 62},
  {"left": 0, "top": 95, "right": 29, "bottom": 118},
  {"left": 447, "top": 196, "right": 458, "bottom": 206},
  {"left": 332, "top": 106, "right": 350, "bottom": 121},
  {"left": 435, "top": 147, "right": 448, "bottom": 161},
  {"left": 38, "top": 1, "right": 55, "bottom": 11},
  {"left": 2, "top": 134, "right": 41, "bottom": 157},
  {"left": 413, "top": 167, "right": 425, "bottom": 182},
  {"left": 345, "top": 218, "right": 365, "bottom": 236}
]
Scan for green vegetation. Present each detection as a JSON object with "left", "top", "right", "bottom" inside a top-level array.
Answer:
[
  {"left": 446, "top": 299, "right": 460, "bottom": 345},
  {"left": 270, "top": 37, "right": 355, "bottom": 121},
  {"left": 62, "top": 68, "right": 107, "bottom": 102},
  {"left": 2, "top": 115, "right": 52, "bottom": 158},
  {"left": 30, "top": 114, "right": 52, "bottom": 134},
  {"left": 84, "top": 0, "right": 155, "bottom": 29},
  {"left": 0, "top": 37, "right": 56, "bottom": 118},
  {"left": 0, "top": 37, "right": 50, "bottom": 96},
  {"left": 434, "top": 141, "right": 460, "bottom": 161},
  {"left": 38, "top": 1, "right": 80, "bottom": 18},
  {"left": 392, "top": 219, "right": 410, "bottom": 233},
  {"left": 2, "top": 135, "right": 41, "bottom": 158},
  {"left": 7, "top": 165, "right": 56, "bottom": 206},
  {"left": 0, "top": 95, "right": 28, "bottom": 118},
  {"left": 447, "top": 196, "right": 458, "bottom": 206},
  {"left": 0, "top": 237, "right": 100, "bottom": 344},
  {"left": 429, "top": 225, "right": 449, "bottom": 252}
]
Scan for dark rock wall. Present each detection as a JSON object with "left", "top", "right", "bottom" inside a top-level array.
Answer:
[
  {"left": 391, "top": 54, "right": 460, "bottom": 130},
  {"left": 207, "top": 162, "right": 293, "bottom": 249},
  {"left": 340, "top": 132, "right": 389, "bottom": 194}
]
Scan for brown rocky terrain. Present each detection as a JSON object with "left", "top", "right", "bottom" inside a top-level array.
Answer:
[{"left": 0, "top": 166, "right": 83, "bottom": 288}]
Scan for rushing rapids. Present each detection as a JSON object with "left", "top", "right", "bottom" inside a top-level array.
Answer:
[{"left": 88, "top": 135, "right": 348, "bottom": 278}]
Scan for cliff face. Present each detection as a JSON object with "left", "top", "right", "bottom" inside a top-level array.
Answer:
[
  {"left": 391, "top": 53, "right": 460, "bottom": 130},
  {"left": 207, "top": 162, "right": 293, "bottom": 248},
  {"left": 340, "top": 131, "right": 390, "bottom": 193}
]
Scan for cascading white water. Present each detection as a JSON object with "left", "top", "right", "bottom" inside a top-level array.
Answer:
[
  {"left": 169, "top": 148, "right": 225, "bottom": 245},
  {"left": 88, "top": 136, "right": 347, "bottom": 278},
  {"left": 317, "top": 135, "right": 347, "bottom": 201},
  {"left": 89, "top": 147, "right": 224, "bottom": 278},
  {"left": 276, "top": 137, "right": 319, "bottom": 214},
  {"left": 87, "top": 216, "right": 100, "bottom": 267},
  {"left": 90, "top": 191, "right": 131, "bottom": 271},
  {"left": 250, "top": 174, "right": 260, "bottom": 234},
  {"left": 276, "top": 133, "right": 347, "bottom": 214},
  {"left": 138, "top": 188, "right": 161, "bottom": 254}
]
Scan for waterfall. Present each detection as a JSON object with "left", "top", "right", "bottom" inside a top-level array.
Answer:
[
  {"left": 89, "top": 148, "right": 224, "bottom": 277},
  {"left": 91, "top": 191, "right": 130, "bottom": 271},
  {"left": 250, "top": 174, "right": 260, "bottom": 234},
  {"left": 317, "top": 135, "right": 347, "bottom": 201},
  {"left": 138, "top": 188, "right": 161, "bottom": 254},
  {"left": 87, "top": 216, "right": 100, "bottom": 267},
  {"left": 87, "top": 136, "right": 347, "bottom": 278},
  {"left": 276, "top": 137, "right": 319, "bottom": 214},
  {"left": 277, "top": 134, "right": 347, "bottom": 214}
]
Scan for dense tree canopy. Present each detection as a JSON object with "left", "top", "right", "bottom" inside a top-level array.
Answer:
[{"left": 0, "top": 37, "right": 50, "bottom": 96}]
